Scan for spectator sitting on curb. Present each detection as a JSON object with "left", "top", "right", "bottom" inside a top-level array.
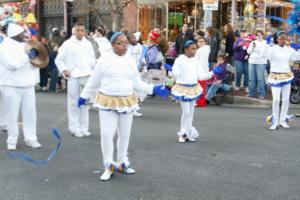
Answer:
[{"left": 205, "top": 55, "right": 232, "bottom": 105}]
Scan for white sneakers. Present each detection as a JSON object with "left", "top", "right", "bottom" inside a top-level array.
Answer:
[
  {"left": 269, "top": 124, "right": 278, "bottom": 131},
  {"left": 245, "top": 87, "right": 249, "bottom": 93},
  {"left": 25, "top": 140, "right": 42, "bottom": 149},
  {"left": 123, "top": 167, "right": 136, "bottom": 174},
  {"left": 7, "top": 140, "right": 42, "bottom": 151},
  {"left": 133, "top": 110, "right": 143, "bottom": 117},
  {"left": 178, "top": 136, "right": 186, "bottom": 143},
  {"left": 70, "top": 130, "right": 91, "bottom": 137},
  {"left": 100, "top": 169, "right": 113, "bottom": 181},
  {"left": 269, "top": 122, "right": 290, "bottom": 130},
  {"left": 7, "top": 144, "right": 16, "bottom": 151},
  {"left": 100, "top": 163, "right": 136, "bottom": 181},
  {"left": 81, "top": 131, "right": 91, "bottom": 137},
  {"left": 70, "top": 131, "right": 84, "bottom": 138},
  {"left": 279, "top": 122, "right": 290, "bottom": 129},
  {"left": 178, "top": 128, "right": 199, "bottom": 143}
]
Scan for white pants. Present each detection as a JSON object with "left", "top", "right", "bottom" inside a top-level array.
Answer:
[
  {"left": 99, "top": 110, "right": 133, "bottom": 167},
  {"left": 179, "top": 101, "right": 195, "bottom": 136},
  {"left": 67, "top": 78, "right": 89, "bottom": 133},
  {"left": 2, "top": 86, "right": 38, "bottom": 145},
  {"left": 0, "top": 86, "right": 7, "bottom": 127},
  {"left": 271, "top": 84, "right": 291, "bottom": 126}
]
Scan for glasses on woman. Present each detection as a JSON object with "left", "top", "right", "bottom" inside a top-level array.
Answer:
[{"left": 115, "top": 42, "right": 129, "bottom": 47}]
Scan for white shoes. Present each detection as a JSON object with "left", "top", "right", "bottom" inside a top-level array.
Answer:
[
  {"left": 245, "top": 87, "right": 249, "bottom": 93},
  {"left": 269, "top": 124, "right": 278, "bottom": 130},
  {"left": 122, "top": 167, "right": 135, "bottom": 174},
  {"left": 7, "top": 144, "right": 16, "bottom": 151},
  {"left": 25, "top": 140, "right": 42, "bottom": 149},
  {"left": 279, "top": 122, "right": 290, "bottom": 129},
  {"left": 81, "top": 131, "right": 91, "bottom": 137},
  {"left": 70, "top": 131, "right": 84, "bottom": 138},
  {"left": 133, "top": 110, "right": 143, "bottom": 117},
  {"left": 178, "top": 136, "right": 186, "bottom": 143},
  {"left": 100, "top": 169, "right": 113, "bottom": 181}
]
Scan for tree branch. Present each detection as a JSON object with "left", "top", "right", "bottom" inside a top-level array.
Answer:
[{"left": 115, "top": 0, "right": 135, "bottom": 14}]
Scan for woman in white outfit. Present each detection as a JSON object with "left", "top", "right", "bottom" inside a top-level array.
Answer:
[
  {"left": 265, "top": 31, "right": 300, "bottom": 130},
  {"left": 79, "top": 32, "right": 169, "bottom": 181}
]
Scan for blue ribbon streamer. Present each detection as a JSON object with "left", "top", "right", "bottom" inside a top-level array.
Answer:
[
  {"left": 238, "top": 15, "right": 287, "bottom": 23},
  {"left": 8, "top": 129, "right": 61, "bottom": 165}
]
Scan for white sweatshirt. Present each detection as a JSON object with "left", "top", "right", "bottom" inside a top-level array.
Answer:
[
  {"left": 195, "top": 45, "right": 210, "bottom": 73},
  {"left": 55, "top": 36, "right": 96, "bottom": 78},
  {"left": 0, "top": 40, "right": 37, "bottom": 87},
  {"left": 265, "top": 45, "right": 300, "bottom": 73},
  {"left": 80, "top": 51, "right": 153, "bottom": 99},
  {"left": 93, "top": 36, "right": 112, "bottom": 56},
  {"left": 172, "top": 54, "right": 213, "bottom": 85},
  {"left": 127, "top": 43, "right": 143, "bottom": 68},
  {"left": 247, "top": 40, "right": 268, "bottom": 64}
]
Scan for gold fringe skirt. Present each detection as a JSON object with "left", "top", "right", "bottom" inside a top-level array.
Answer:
[
  {"left": 171, "top": 84, "right": 203, "bottom": 102},
  {"left": 268, "top": 72, "right": 293, "bottom": 87},
  {"left": 94, "top": 93, "right": 139, "bottom": 113}
]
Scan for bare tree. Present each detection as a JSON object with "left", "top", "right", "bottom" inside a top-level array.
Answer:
[{"left": 73, "top": 0, "right": 136, "bottom": 31}]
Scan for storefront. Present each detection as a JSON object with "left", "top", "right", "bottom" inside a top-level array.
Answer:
[{"left": 136, "top": 0, "right": 293, "bottom": 41}]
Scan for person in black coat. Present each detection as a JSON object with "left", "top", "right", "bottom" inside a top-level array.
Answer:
[
  {"left": 206, "top": 26, "right": 220, "bottom": 69},
  {"left": 175, "top": 23, "right": 194, "bottom": 56},
  {"left": 223, "top": 23, "right": 235, "bottom": 64}
]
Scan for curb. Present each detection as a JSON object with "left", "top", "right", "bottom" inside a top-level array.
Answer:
[{"left": 223, "top": 96, "right": 300, "bottom": 109}]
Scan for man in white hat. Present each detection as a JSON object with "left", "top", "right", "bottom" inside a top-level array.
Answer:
[
  {"left": 0, "top": 28, "right": 8, "bottom": 132},
  {"left": 55, "top": 22, "right": 96, "bottom": 137},
  {"left": 0, "top": 23, "right": 41, "bottom": 150}
]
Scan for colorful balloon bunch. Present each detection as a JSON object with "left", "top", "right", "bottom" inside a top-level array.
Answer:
[{"left": 0, "top": 1, "right": 38, "bottom": 39}]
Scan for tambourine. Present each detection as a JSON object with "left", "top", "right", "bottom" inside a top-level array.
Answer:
[{"left": 24, "top": 39, "right": 49, "bottom": 68}]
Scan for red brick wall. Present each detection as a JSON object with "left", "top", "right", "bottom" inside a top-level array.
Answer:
[{"left": 123, "top": 2, "right": 138, "bottom": 32}]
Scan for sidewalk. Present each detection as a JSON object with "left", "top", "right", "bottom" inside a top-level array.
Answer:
[{"left": 223, "top": 88, "right": 300, "bottom": 109}]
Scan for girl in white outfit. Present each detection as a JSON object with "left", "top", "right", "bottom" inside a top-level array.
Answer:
[
  {"left": 168, "top": 40, "right": 222, "bottom": 142},
  {"left": 265, "top": 31, "right": 300, "bottom": 130},
  {"left": 79, "top": 32, "right": 169, "bottom": 181}
]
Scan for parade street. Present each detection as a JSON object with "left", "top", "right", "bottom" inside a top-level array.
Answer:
[{"left": 0, "top": 92, "right": 299, "bottom": 200}]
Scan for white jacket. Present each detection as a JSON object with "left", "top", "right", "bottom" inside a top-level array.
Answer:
[
  {"left": 55, "top": 36, "right": 96, "bottom": 78},
  {"left": 265, "top": 45, "right": 300, "bottom": 73},
  {"left": 247, "top": 40, "right": 268, "bottom": 65},
  {"left": 80, "top": 51, "right": 153, "bottom": 99},
  {"left": 0, "top": 39, "right": 37, "bottom": 87},
  {"left": 172, "top": 54, "right": 213, "bottom": 85},
  {"left": 93, "top": 36, "right": 112, "bottom": 57}
]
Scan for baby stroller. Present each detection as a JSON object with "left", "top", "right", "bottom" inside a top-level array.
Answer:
[
  {"left": 290, "top": 61, "right": 300, "bottom": 104},
  {"left": 290, "top": 77, "right": 300, "bottom": 104}
]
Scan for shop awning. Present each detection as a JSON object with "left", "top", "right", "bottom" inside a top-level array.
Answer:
[{"left": 137, "top": 0, "right": 196, "bottom": 5}]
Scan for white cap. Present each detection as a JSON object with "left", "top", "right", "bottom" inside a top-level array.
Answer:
[{"left": 7, "top": 23, "right": 24, "bottom": 38}]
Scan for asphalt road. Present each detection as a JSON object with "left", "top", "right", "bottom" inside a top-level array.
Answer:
[{"left": 0, "top": 92, "right": 300, "bottom": 200}]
